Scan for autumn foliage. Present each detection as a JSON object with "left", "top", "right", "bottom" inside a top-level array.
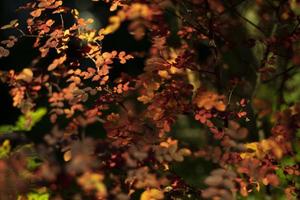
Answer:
[{"left": 0, "top": 0, "right": 300, "bottom": 199}]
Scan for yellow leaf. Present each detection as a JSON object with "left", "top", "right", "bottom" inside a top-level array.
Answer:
[
  {"left": 240, "top": 139, "right": 283, "bottom": 159},
  {"left": 158, "top": 70, "right": 170, "bottom": 79},
  {"left": 71, "top": 9, "right": 79, "bottom": 18},
  {"left": 0, "top": 140, "right": 11, "bottom": 158},
  {"left": 1, "top": 19, "right": 19, "bottom": 30},
  {"left": 110, "top": 3, "right": 118, "bottom": 11},
  {"left": 63, "top": 150, "right": 72, "bottom": 162},
  {"left": 77, "top": 172, "right": 107, "bottom": 198},
  {"left": 137, "top": 95, "right": 152, "bottom": 104},
  {"left": 16, "top": 68, "right": 33, "bottom": 83},
  {"left": 79, "top": 31, "right": 96, "bottom": 42},
  {"left": 140, "top": 189, "right": 164, "bottom": 200},
  {"left": 240, "top": 142, "right": 259, "bottom": 159},
  {"left": 48, "top": 55, "right": 67, "bottom": 71},
  {"left": 102, "top": 16, "right": 121, "bottom": 35}
]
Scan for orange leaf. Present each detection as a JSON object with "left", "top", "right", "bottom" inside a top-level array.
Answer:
[
  {"left": 30, "top": 9, "right": 43, "bottom": 18},
  {"left": 48, "top": 55, "right": 67, "bottom": 71}
]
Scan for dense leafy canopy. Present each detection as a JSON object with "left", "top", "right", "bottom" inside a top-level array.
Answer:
[{"left": 0, "top": 0, "right": 300, "bottom": 199}]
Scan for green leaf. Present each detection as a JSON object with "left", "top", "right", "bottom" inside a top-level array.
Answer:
[
  {"left": 0, "top": 107, "right": 47, "bottom": 134},
  {"left": 285, "top": 73, "right": 300, "bottom": 103},
  {"left": 0, "top": 140, "right": 11, "bottom": 159},
  {"left": 0, "top": 125, "right": 17, "bottom": 133},
  {"left": 27, "top": 192, "right": 49, "bottom": 200},
  {"left": 296, "top": 129, "right": 300, "bottom": 138},
  {"left": 276, "top": 168, "right": 287, "bottom": 185},
  {"left": 0, "top": 19, "right": 19, "bottom": 30},
  {"left": 280, "top": 157, "right": 296, "bottom": 167},
  {"left": 27, "top": 156, "right": 42, "bottom": 171},
  {"left": 16, "top": 107, "right": 47, "bottom": 131},
  {"left": 291, "top": 0, "right": 300, "bottom": 15}
]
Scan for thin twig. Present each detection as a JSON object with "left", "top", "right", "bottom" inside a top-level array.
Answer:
[
  {"left": 17, "top": 28, "right": 38, "bottom": 38},
  {"left": 17, "top": 28, "right": 49, "bottom": 38},
  {"left": 198, "top": 69, "right": 216, "bottom": 75},
  {"left": 265, "top": 0, "right": 277, "bottom": 9},
  {"left": 263, "top": 65, "right": 298, "bottom": 83},
  {"left": 60, "top": 14, "right": 65, "bottom": 30},
  {"left": 234, "top": 11, "right": 266, "bottom": 35},
  {"left": 165, "top": 8, "right": 209, "bottom": 37},
  {"left": 227, "top": 85, "right": 237, "bottom": 106},
  {"left": 0, "top": 132, "right": 29, "bottom": 143},
  {"left": 218, "top": 0, "right": 249, "bottom": 16},
  {"left": 222, "top": 3, "right": 266, "bottom": 36},
  {"left": 290, "top": 20, "right": 300, "bottom": 36}
]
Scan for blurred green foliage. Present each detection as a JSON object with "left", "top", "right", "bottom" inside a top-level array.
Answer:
[{"left": 0, "top": 108, "right": 46, "bottom": 134}]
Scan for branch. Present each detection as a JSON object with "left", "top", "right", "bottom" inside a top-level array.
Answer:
[
  {"left": 0, "top": 132, "right": 29, "bottom": 143},
  {"left": 17, "top": 28, "right": 49, "bottom": 38},
  {"left": 262, "top": 65, "right": 298, "bottom": 83},
  {"left": 165, "top": 8, "right": 209, "bottom": 37},
  {"left": 223, "top": 3, "right": 267, "bottom": 36},
  {"left": 218, "top": 0, "right": 249, "bottom": 16}
]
